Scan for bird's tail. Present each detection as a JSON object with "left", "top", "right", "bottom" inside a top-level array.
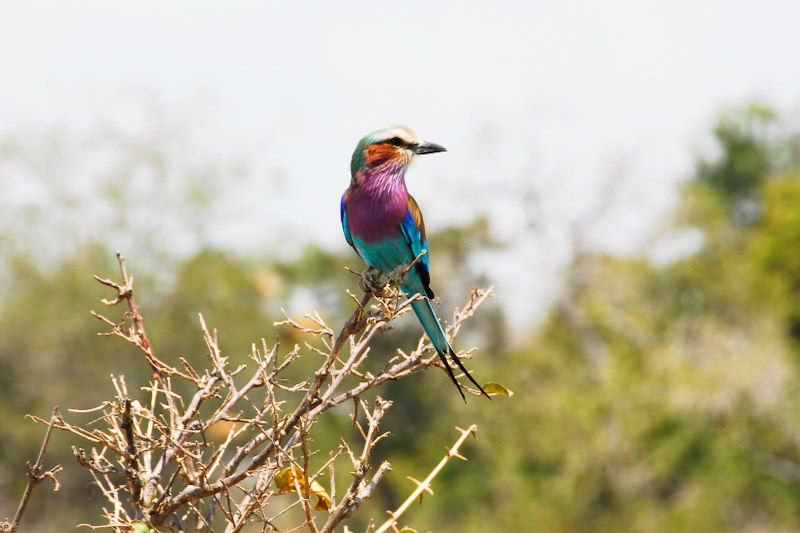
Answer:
[{"left": 410, "top": 297, "right": 490, "bottom": 401}]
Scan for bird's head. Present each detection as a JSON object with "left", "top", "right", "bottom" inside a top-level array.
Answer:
[{"left": 350, "top": 125, "right": 446, "bottom": 179}]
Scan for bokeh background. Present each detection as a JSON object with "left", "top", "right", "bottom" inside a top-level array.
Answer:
[{"left": 3, "top": 1, "right": 800, "bottom": 530}]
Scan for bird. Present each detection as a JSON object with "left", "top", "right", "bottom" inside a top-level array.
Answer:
[{"left": 340, "top": 125, "right": 489, "bottom": 401}]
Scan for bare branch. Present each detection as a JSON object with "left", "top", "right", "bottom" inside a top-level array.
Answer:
[
  {"left": 3, "top": 409, "right": 63, "bottom": 533},
  {"left": 374, "top": 425, "right": 478, "bottom": 533},
  {"left": 36, "top": 253, "right": 490, "bottom": 531}
]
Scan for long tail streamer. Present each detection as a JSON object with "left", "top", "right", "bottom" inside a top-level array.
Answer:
[{"left": 411, "top": 298, "right": 490, "bottom": 401}]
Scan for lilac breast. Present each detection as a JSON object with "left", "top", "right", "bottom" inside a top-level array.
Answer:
[{"left": 346, "top": 170, "right": 409, "bottom": 242}]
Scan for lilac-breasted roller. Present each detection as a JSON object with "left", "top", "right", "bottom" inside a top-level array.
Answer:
[{"left": 340, "top": 126, "right": 489, "bottom": 400}]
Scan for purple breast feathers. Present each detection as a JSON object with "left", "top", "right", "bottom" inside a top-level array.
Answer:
[{"left": 346, "top": 174, "right": 409, "bottom": 242}]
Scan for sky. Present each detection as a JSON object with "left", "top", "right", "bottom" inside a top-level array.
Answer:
[{"left": 1, "top": 0, "right": 799, "bottom": 325}]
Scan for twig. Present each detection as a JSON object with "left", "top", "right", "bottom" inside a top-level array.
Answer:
[
  {"left": 4, "top": 409, "right": 63, "bottom": 533},
  {"left": 320, "top": 398, "right": 392, "bottom": 533},
  {"left": 374, "top": 425, "right": 477, "bottom": 533}
]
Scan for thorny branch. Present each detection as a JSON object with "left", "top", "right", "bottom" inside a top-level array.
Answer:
[
  {"left": 321, "top": 398, "right": 392, "bottom": 533},
  {"left": 34, "top": 252, "right": 492, "bottom": 531},
  {"left": 374, "top": 425, "right": 478, "bottom": 533}
]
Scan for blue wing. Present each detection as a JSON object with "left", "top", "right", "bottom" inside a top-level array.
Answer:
[
  {"left": 401, "top": 195, "right": 434, "bottom": 299},
  {"left": 340, "top": 194, "right": 359, "bottom": 258}
]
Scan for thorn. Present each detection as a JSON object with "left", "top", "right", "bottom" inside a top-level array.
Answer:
[
  {"left": 405, "top": 476, "right": 433, "bottom": 495},
  {"left": 448, "top": 449, "right": 468, "bottom": 461}
]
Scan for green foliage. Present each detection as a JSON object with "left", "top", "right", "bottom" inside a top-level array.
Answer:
[
  {"left": 697, "top": 103, "right": 776, "bottom": 200},
  {"left": 3, "top": 103, "right": 800, "bottom": 531},
  {"left": 749, "top": 175, "right": 800, "bottom": 341},
  {"left": 150, "top": 249, "right": 266, "bottom": 363},
  {"left": 436, "top": 106, "right": 800, "bottom": 531}
]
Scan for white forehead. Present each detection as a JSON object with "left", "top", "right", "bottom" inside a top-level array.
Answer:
[{"left": 368, "top": 125, "right": 419, "bottom": 145}]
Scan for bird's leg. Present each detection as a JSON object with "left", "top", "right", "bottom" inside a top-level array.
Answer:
[
  {"left": 358, "top": 267, "right": 383, "bottom": 294},
  {"left": 387, "top": 264, "right": 409, "bottom": 288}
]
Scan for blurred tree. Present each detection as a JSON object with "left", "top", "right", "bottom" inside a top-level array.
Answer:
[
  {"left": 697, "top": 103, "right": 776, "bottom": 201},
  {"left": 429, "top": 104, "right": 800, "bottom": 532},
  {"left": 4, "top": 103, "right": 800, "bottom": 532}
]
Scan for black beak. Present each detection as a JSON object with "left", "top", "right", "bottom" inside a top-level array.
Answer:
[{"left": 412, "top": 142, "right": 447, "bottom": 155}]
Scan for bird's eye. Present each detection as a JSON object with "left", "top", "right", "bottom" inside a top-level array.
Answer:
[{"left": 386, "top": 137, "right": 405, "bottom": 147}]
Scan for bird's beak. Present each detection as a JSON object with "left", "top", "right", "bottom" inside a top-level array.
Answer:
[{"left": 412, "top": 142, "right": 447, "bottom": 155}]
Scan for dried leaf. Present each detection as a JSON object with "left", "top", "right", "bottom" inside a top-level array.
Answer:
[
  {"left": 206, "top": 420, "right": 242, "bottom": 442},
  {"left": 274, "top": 465, "right": 333, "bottom": 511},
  {"left": 482, "top": 381, "right": 514, "bottom": 397}
]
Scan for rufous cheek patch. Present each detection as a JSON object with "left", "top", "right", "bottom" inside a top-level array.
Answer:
[{"left": 364, "top": 144, "right": 401, "bottom": 167}]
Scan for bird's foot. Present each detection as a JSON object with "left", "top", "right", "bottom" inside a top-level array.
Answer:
[
  {"left": 387, "top": 264, "right": 409, "bottom": 288},
  {"left": 358, "top": 267, "right": 383, "bottom": 295}
]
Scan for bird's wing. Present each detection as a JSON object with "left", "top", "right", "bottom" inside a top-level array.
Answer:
[
  {"left": 401, "top": 195, "right": 434, "bottom": 298},
  {"left": 340, "top": 193, "right": 361, "bottom": 259}
]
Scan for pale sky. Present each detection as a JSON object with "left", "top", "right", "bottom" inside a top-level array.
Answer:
[{"left": 1, "top": 0, "right": 799, "bottom": 325}]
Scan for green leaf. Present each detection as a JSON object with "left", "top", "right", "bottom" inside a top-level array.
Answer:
[
  {"left": 482, "top": 381, "right": 514, "bottom": 397},
  {"left": 399, "top": 528, "right": 419, "bottom": 533},
  {"left": 132, "top": 521, "right": 153, "bottom": 533}
]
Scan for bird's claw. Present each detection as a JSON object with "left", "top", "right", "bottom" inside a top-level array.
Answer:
[
  {"left": 387, "top": 264, "right": 408, "bottom": 288},
  {"left": 358, "top": 267, "right": 383, "bottom": 294}
]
